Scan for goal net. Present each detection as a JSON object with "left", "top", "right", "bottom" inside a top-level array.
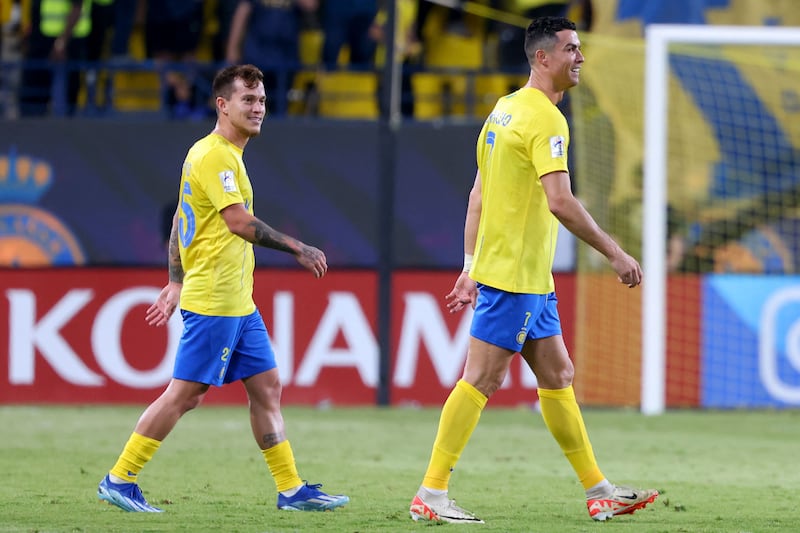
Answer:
[{"left": 567, "top": 26, "right": 800, "bottom": 413}]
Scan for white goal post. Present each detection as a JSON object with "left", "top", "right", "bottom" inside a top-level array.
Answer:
[{"left": 641, "top": 24, "right": 800, "bottom": 415}]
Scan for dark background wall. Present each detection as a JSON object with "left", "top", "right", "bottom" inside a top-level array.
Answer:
[{"left": 1, "top": 119, "right": 482, "bottom": 268}]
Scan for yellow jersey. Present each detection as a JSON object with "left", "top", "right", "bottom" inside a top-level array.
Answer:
[
  {"left": 471, "top": 88, "right": 570, "bottom": 294},
  {"left": 177, "top": 133, "right": 256, "bottom": 316}
]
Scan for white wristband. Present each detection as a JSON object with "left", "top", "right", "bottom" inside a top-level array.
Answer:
[{"left": 462, "top": 253, "right": 473, "bottom": 272}]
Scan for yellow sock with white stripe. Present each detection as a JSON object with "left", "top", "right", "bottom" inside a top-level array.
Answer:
[
  {"left": 109, "top": 432, "right": 161, "bottom": 483},
  {"left": 422, "top": 379, "right": 488, "bottom": 491},
  {"left": 538, "top": 385, "right": 605, "bottom": 489},
  {"left": 262, "top": 440, "right": 303, "bottom": 493}
]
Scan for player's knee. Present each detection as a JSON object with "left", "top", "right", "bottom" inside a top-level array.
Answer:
[
  {"left": 469, "top": 373, "right": 506, "bottom": 398},
  {"left": 265, "top": 386, "right": 282, "bottom": 408},
  {"left": 537, "top": 365, "right": 574, "bottom": 390},
  {"left": 556, "top": 356, "right": 575, "bottom": 384},
  {"left": 264, "top": 380, "right": 282, "bottom": 403},
  {"left": 182, "top": 393, "right": 205, "bottom": 413},
  {"left": 556, "top": 365, "right": 575, "bottom": 388},
  {"left": 246, "top": 382, "right": 283, "bottom": 411}
]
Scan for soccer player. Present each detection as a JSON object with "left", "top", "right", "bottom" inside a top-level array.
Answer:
[
  {"left": 97, "top": 64, "right": 349, "bottom": 513},
  {"left": 408, "top": 17, "right": 658, "bottom": 524}
]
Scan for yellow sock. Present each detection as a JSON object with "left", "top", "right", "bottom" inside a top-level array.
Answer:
[
  {"left": 109, "top": 432, "right": 161, "bottom": 483},
  {"left": 262, "top": 440, "right": 303, "bottom": 492},
  {"left": 538, "top": 386, "right": 605, "bottom": 489},
  {"left": 422, "top": 379, "right": 488, "bottom": 491}
]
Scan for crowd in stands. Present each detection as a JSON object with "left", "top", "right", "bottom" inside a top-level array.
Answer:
[{"left": 0, "top": 0, "right": 594, "bottom": 120}]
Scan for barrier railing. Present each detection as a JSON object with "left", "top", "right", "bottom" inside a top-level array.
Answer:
[{"left": 0, "top": 59, "right": 529, "bottom": 121}]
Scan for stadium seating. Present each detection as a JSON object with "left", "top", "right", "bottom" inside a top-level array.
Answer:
[
  {"left": 316, "top": 71, "right": 379, "bottom": 119},
  {"left": 473, "top": 73, "right": 526, "bottom": 117}
]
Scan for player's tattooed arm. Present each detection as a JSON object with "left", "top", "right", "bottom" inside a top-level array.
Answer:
[
  {"left": 168, "top": 213, "right": 184, "bottom": 283},
  {"left": 249, "top": 218, "right": 327, "bottom": 277},
  {"left": 249, "top": 218, "right": 300, "bottom": 255}
]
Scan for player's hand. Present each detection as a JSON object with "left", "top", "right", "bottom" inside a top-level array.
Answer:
[
  {"left": 145, "top": 282, "right": 182, "bottom": 327},
  {"left": 609, "top": 252, "right": 643, "bottom": 288},
  {"left": 445, "top": 272, "right": 478, "bottom": 313},
  {"left": 295, "top": 243, "right": 328, "bottom": 278}
]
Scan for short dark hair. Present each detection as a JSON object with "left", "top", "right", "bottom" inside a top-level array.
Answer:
[
  {"left": 524, "top": 17, "right": 577, "bottom": 62},
  {"left": 212, "top": 64, "right": 264, "bottom": 100}
]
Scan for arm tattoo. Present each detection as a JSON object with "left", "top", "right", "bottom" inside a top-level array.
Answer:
[
  {"left": 261, "top": 432, "right": 284, "bottom": 449},
  {"left": 167, "top": 221, "right": 184, "bottom": 283},
  {"left": 250, "top": 219, "right": 298, "bottom": 255}
]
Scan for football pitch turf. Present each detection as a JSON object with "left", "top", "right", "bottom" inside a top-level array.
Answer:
[{"left": 1, "top": 405, "right": 798, "bottom": 532}]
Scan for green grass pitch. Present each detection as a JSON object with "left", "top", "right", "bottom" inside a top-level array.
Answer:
[{"left": 1, "top": 405, "right": 798, "bottom": 532}]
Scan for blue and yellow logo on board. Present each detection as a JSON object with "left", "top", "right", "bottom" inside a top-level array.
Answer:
[{"left": 0, "top": 147, "right": 85, "bottom": 266}]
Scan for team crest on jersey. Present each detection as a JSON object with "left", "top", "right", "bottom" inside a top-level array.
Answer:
[
  {"left": 0, "top": 147, "right": 85, "bottom": 266},
  {"left": 549, "top": 136, "right": 565, "bottom": 158},
  {"left": 219, "top": 170, "right": 237, "bottom": 192}
]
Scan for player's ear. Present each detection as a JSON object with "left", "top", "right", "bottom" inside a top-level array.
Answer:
[
  {"left": 535, "top": 48, "right": 548, "bottom": 67},
  {"left": 216, "top": 96, "right": 227, "bottom": 115}
]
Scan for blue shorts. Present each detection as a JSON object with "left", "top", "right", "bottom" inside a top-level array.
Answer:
[
  {"left": 470, "top": 284, "right": 562, "bottom": 352},
  {"left": 173, "top": 309, "right": 277, "bottom": 386}
]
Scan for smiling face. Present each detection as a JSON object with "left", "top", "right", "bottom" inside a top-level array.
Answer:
[
  {"left": 548, "top": 29, "right": 584, "bottom": 91},
  {"left": 220, "top": 77, "right": 266, "bottom": 138},
  {"left": 523, "top": 17, "right": 584, "bottom": 101}
]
